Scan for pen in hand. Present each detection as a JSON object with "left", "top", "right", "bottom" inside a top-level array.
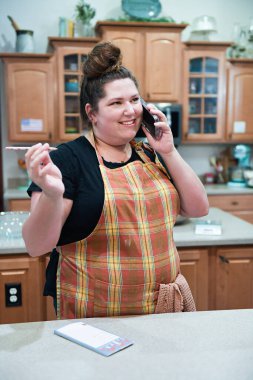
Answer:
[{"left": 5, "top": 146, "right": 57, "bottom": 151}]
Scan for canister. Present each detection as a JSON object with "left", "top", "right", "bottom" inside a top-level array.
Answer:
[{"left": 16, "top": 30, "right": 34, "bottom": 53}]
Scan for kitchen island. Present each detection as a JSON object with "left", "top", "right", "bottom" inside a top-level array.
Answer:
[
  {"left": 0, "top": 309, "right": 253, "bottom": 380},
  {"left": 1, "top": 208, "right": 253, "bottom": 323}
]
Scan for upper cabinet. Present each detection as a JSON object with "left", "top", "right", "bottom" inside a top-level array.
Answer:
[
  {"left": 226, "top": 59, "right": 253, "bottom": 142},
  {"left": 2, "top": 28, "right": 252, "bottom": 146},
  {"left": 95, "top": 21, "right": 187, "bottom": 103},
  {"left": 48, "top": 37, "right": 99, "bottom": 141},
  {"left": 182, "top": 42, "right": 230, "bottom": 143},
  {"left": 0, "top": 54, "right": 55, "bottom": 142}
]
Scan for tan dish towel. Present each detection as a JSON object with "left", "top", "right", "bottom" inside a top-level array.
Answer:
[{"left": 155, "top": 273, "right": 196, "bottom": 313}]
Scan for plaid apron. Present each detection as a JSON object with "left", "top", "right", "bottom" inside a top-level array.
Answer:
[{"left": 56, "top": 141, "right": 180, "bottom": 319}]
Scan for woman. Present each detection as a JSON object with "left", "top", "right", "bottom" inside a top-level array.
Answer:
[{"left": 22, "top": 41, "right": 209, "bottom": 319}]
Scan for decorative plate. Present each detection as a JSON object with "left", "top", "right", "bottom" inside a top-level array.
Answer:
[{"left": 122, "top": 0, "right": 162, "bottom": 19}]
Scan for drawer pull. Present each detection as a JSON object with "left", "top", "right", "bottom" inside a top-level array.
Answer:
[
  {"left": 231, "top": 201, "right": 239, "bottom": 206},
  {"left": 219, "top": 255, "right": 230, "bottom": 264}
]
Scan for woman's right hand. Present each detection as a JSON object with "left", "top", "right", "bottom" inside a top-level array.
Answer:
[{"left": 25, "top": 143, "right": 65, "bottom": 199}]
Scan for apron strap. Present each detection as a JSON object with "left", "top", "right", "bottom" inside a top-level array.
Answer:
[
  {"left": 84, "top": 129, "right": 104, "bottom": 165},
  {"left": 131, "top": 140, "right": 170, "bottom": 177}
]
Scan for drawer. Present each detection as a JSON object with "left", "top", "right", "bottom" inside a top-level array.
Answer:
[
  {"left": 208, "top": 194, "right": 253, "bottom": 211},
  {"left": 8, "top": 199, "right": 31, "bottom": 211},
  {"left": 231, "top": 211, "right": 253, "bottom": 224}
]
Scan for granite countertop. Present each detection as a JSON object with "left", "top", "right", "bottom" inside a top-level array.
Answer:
[
  {"left": 173, "top": 207, "right": 253, "bottom": 247},
  {"left": 4, "top": 188, "right": 30, "bottom": 200},
  {"left": 4, "top": 184, "right": 253, "bottom": 201},
  {"left": 0, "top": 309, "right": 253, "bottom": 380},
  {"left": 1, "top": 208, "right": 253, "bottom": 255},
  {"left": 205, "top": 184, "right": 253, "bottom": 195}
]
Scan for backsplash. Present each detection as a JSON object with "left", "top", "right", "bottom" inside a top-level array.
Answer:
[{"left": 3, "top": 142, "right": 231, "bottom": 190}]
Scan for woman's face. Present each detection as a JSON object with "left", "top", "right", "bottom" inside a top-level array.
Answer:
[{"left": 87, "top": 78, "right": 143, "bottom": 146}]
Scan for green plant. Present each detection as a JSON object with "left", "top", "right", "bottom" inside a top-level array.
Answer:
[{"left": 75, "top": 0, "right": 96, "bottom": 23}]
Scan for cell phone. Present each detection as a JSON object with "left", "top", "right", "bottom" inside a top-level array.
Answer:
[{"left": 141, "top": 99, "right": 161, "bottom": 139}]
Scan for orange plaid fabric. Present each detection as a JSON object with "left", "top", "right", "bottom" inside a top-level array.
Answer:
[{"left": 57, "top": 141, "right": 180, "bottom": 319}]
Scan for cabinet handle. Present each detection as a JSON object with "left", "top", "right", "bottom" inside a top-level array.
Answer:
[
  {"left": 219, "top": 255, "right": 230, "bottom": 264},
  {"left": 231, "top": 201, "right": 239, "bottom": 206}
]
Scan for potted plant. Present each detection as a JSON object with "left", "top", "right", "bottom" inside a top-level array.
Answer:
[{"left": 75, "top": 0, "right": 96, "bottom": 36}]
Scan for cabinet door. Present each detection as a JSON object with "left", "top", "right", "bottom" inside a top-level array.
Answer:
[
  {"left": 6, "top": 60, "right": 54, "bottom": 142},
  {"left": 215, "top": 246, "right": 253, "bottom": 310},
  {"left": 145, "top": 32, "right": 182, "bottom": 102},
  {"left": 57, "top": 46, "right": 94, "bottom": 141},
  {"left": 226, "top": 60, "right": 253, "bottom": 142},
  {"left": 178, "top": 248, "right": 208, "bottom": 311},
  {"left": 99, "top": 30, "right": 144, "bottom": 95},
  {"left": 0, "top": 255, "right": 43, "bottom": 323},
  {"left": 183, "top": 48, "right": 227, "bottom": 142}
]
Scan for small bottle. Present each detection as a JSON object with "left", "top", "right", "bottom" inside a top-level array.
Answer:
[{"left": 59, "top": 17, "right": 66, "bottom": 37}]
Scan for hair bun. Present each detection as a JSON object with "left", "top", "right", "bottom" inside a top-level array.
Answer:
[{"left": 83, "top": 41, "right": 122, "bottom": 79}]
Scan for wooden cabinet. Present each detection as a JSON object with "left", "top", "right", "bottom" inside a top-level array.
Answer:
[
  {"left": 226, "top": 59, "right": 253, "bottom": 142},
  {"left": 0, "top": 54, "right": 55, "bottom": 142},
  {"left": 8, "top": 199, "right": 31, "bottom": 212},
  {"left": 213, "top": 246, "right": 253, "bottom": 310},
  {"left": 179, "top": 244, "right": 253, "bottom": 311},
  {"left": 182, "top": 42, "right": 230, "bottom": 142},
  {"left": 1, "top": 244, "right": 253, "bottom": 323},
  {"left": 178, "top": 247, "right": 208, "bottom": 311},
  {"left": 0, "top": 253, "right": 56, "bottom": 324},
  {"left": 48, "top": 37, "right": 99, "bottom": 141},
  {"left": 0, "top": 254, "right": 44, "bottom": 324},
  {"left": 96, "top": 21, "right": 186, "bottom": 103},
  {"left": 208, "top": 194, "right": 253, "bottom": 223}
]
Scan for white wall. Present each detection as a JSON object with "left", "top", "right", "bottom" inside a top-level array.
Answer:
[
  {"left": 1, "top": 0, "right": 253, "bottom": 53},
  {"left": 1, "top": 0, "right": 253, "bottom": 191}
]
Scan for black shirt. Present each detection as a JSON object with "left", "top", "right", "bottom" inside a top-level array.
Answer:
[{"left": 28, "top": 136, "right": 155, "bottom": 246}]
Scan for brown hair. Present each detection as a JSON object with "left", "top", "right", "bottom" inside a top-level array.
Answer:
[{"left": 80, "top": 41, "right": 139, "bottom": 128}]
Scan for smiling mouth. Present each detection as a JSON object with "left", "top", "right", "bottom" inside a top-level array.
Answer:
[{"left": 120, "top": 120, "right": 136, "bottom": 126}]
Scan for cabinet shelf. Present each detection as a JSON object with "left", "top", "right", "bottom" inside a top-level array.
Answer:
[
  {"left": 64, "top": 92, "right": 79, "bottom": 95},
  {"left": 189, "top": 94, "right": 217, "bottom": 98},
  {"left": 183, "top": 45, "right": 227, "bottom": 141},
  {"left": 52, "top": 41, "right": 98, "bottom": 140},
  {"left": 64, "top": 113, "right": 79, "bottom": 117},
  {"left": 189, "top": 114, "right": 217, "bottom": 117}
]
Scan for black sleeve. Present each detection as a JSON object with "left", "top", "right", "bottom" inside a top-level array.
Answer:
[{"left": 27, "top": 143, "right": 78, "bottom": 200}]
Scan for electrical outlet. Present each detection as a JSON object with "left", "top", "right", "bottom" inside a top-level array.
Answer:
[{"left": 5, "top": 283, "right": 22, "bottom": 307}]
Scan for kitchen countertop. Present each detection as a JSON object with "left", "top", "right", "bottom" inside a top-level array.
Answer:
[
  {"left": 3, "top": 184, "right": 253, "bottom": 201},
  {"left": 0, "top": 309, "right": 252, "bottom": 380},
  {"left": 4, "top": 188, "right": 30, "bottom": 200},
  {"left": 205, "top": 184, "right": 253, "bottom": 195},
  {"left": 1, "top": 208, "right": 253, "bottom": 254},
  {"left": 173, "top": 207, "right": 253, "bottom": 247}
]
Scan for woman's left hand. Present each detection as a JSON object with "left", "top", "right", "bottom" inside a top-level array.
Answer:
[{"left": 141, "top": 104, "right": 176, "bottom": 156}]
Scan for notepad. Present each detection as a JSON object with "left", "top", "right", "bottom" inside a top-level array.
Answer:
[
  {"left": 195, "top": 220, "right": 222, "bottom": 235},
  {"left": 54, "top": 322, "right": 134, "bottom": 356}
]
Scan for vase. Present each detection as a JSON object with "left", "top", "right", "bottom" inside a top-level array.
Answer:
[{"left": 75, "top": 20, "right": 94, "bottom": 37}]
